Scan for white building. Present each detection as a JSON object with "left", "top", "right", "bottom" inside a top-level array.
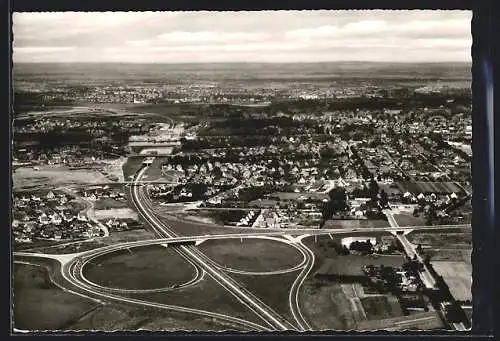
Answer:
[{"left": 341, "top": 236, "right": 377, "bottom": 248}]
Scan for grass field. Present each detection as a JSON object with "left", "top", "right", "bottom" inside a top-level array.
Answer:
[
  {"left": 159, "top": 213, "right": 269, "bottom": 236},
  {"left": 315, "top": 254, "right": 405, "bottom": 277},
  {"left": 94, "top": 197, "right": 129, "bottom": 210},
  {"left": 360, "top": 295, "right": 403, "bottom": 320},
  {"left": 323, "top": 219, "right": 389, "bottom": 229},
  {"left": 69, "top": 303, "right": 242, "bottom": 331},
  {"left": 142, "top": 157, "right": 170, "bottom": 182},
  {"left": 31, "top": 239, "right": 106, "bottom": 254},
  {"left": 13, "top": 262, "right": 99, "bottom": 331},
  {"left": 14, "top": 238, "right": 80, "bottom": 252},
  {"left": 82, "top": 245, "right": 197, "bottom": 290},
  {"left": 393, "top": 213, "right": 427, "bottom": 227},
  {"left": 100, "top": 228, "right": 156, "bottom": 244},
  {"left": 198, "top": 238, "right": 304, "bottom": 272},
  {"left": 303, "top": 235, "right": 404, "bottom": 275},
  {"left": 134, "top": 276, "right": 264, "bottom": 326},
  {"left": 431, "top": 261, "right": 472, "bottom": 302},
  {"left": 122, "top": 156, "right": 145, "bottom": 180},
  {"left": 229, "top": 271, "right": 300, "bottom": 325},
  {"left": 28, "top": 229, "right": 155, "bottom": 254},
  {"left": 355, "top": 311, "right": 444, "bottom": 330},
  {"left": 378, "top": 183, "right": 402, "bottom": 196}
]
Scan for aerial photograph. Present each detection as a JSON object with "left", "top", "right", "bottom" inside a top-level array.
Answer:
[{"left": 11, "top": 10, "right": 472, "bottom": 332}]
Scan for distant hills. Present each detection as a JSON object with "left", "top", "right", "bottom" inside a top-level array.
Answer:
[{"left": 13, "top": 62, "right": 471, "bottom": 85}]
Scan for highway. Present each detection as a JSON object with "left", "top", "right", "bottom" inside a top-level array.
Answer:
[
  {"left": 288, "top": 237, "right": 315, "bottom": 331},
  {"left": 13, "top": 163, "right": 471, "bottom": 332},
  {"left": 129, "top": 166, "right": 297, "bottom": 331},
  {"left": 63, "top": 255, "right": 268, "bottom": 331}
]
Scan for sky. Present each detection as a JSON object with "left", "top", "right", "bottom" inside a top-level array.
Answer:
[{"left": 12, "top": 10, "right": 472, "bottom": 63}]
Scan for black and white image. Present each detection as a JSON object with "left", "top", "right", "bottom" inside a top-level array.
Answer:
[{"left": 11, "top": 10, "right": 472, "bottom": 332}]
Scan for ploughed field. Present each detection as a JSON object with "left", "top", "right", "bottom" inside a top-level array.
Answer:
[
  {"left": 198, "top": 238, "right": 304, "bottom": 272},
  {"left": 82, "top": 245, "right": 197, "bottom": 290}
]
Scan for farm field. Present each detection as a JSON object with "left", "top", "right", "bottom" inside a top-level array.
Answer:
[
  {"left": 431, "top": 261, "right": 472, "bottom": 302},
  {"left": 13, "top": 165, "right": 109, "bottom": 190},
  {"left": 13, "top": 262, "right": 100, "bottom": 331},
  {"left": 427, "top": 249, "right": 471, "bottom": 262},
  {"left": 299, "top": 279, "right": 360, "bottom": 330},
  {"left": 94, "top": 207, "right": 138, "bottom": 220},
  {"left": 198, "top": 238, "right": 304, "bottom": 272},
  {"left": 407, "top": 232, "right": 471, "bottom": 262},
  {"left": 407, "top": 232, "right": 472, "bottom": 249},
  {"left": 82, "top": 245, "right": 197, "bottom": 290},
  {"left": 396, "top": 181, "right": 463, "bottom": 195},
  {"left": 341, "top": 283, "right": 403, "bottom": 321}
]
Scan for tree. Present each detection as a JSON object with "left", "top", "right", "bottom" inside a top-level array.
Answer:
[
  {"left": 379, "top": 189, "right": 389, "bottom": 207},
  {"left": 213, "top": 166, "right": 223, "bottom": 178},
  {"left": 326, "top": 187, "right": 348, "bottom": 215},
  {"left": 321, "top": 201, "right": 336, "bottom": 221},
  {"left": 368, "top": 178, "right": 379, "bottom": 200}
]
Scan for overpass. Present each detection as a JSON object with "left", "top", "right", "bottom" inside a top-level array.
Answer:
[
  {"left": 14, "top": 223, "right": 471, "bottom": 267},
  {"left": 383, "top": 210, "right": 437, "bottom": 289}
]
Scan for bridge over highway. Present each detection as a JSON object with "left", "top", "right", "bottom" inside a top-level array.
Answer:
[{"left": 383, "top": 210, "right": 437, "bottom": 289}]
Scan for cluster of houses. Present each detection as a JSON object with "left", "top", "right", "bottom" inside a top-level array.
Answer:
[
  {"left": 401, "top": 191, "right": 458, "bottom": 205},
  {"left": 358, "top": 146, "right": 404, "bottom": 182},
  {"left": 81, "top": 185, "right": 126, "bottom": 202},
  {"left": 12, "top": 190, "right": 104, "bottom": 243},
  {"left": 362, "top": 265, "right": 422, "bottom": 294},
  {"left": 252, "top": 209, "right": 280, "bottom": 228},
  {"left": 235, "top": 210, "right": 259, "bottom": 227},
  {"left": 103, "top": 218, "right": 129, "bottom": 231}
]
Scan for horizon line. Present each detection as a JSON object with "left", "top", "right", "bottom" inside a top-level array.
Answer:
[{"left": 14, "top": 60, "right": 472, "bottom": 65}]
